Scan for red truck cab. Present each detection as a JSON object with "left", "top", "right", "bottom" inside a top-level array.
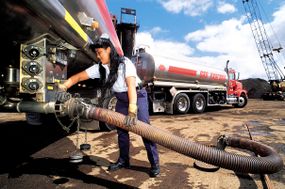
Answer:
[{"left": 227, "top": 68, "right": 248, "bottom": 108}]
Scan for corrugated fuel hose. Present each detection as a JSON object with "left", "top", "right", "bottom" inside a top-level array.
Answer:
[{"left": 65, "top": 99, "right": 283, "bottom": 174}]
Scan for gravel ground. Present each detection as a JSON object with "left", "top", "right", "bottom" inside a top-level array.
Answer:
[{"left": 0, "top": 99, "right": 284, "bottom": 189}]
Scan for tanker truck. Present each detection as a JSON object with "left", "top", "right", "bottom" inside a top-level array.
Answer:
[
  {"left": 116, "top": 8, "right": 248, "bottom": 114},
  {"left": 128, "top": 49, "right": 248, "bottom": 114}
]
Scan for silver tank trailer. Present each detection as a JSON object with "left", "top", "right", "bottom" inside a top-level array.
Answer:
[{"left": 133, "top": 50, "right": 228, "bottom": 89}]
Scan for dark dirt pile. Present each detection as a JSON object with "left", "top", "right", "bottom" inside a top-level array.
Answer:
[{"left": 240, "top": 78, "right": 271, "bottom": 98}]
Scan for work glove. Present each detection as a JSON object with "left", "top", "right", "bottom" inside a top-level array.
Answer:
[
  {"left": 57, "top": 83, "right": 68, "bottom": 92},
  {"left": 124, "top": 103, "right": 138, "bottom": 127},
  {"left": 55, "top": 83, "right": 71, "bottom": 102}
]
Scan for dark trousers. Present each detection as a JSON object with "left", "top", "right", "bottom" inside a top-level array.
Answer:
[{"left": 114, "top": 88, "right": 159, "bottom": 167}]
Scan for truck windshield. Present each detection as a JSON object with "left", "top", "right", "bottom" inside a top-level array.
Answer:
[{"left": 229, "top": 73, "right": 235, "bottom": 80}]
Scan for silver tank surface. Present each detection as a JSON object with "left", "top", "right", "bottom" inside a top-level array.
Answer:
[
  {"left": 3, "top": 0, "right": 122, "bottom": 63},
  {"left": 133, "top": 51, "right": 228, "bottom": 87},
  {"left": 20, "top": 0, "right": 97, "bottom": 61}
]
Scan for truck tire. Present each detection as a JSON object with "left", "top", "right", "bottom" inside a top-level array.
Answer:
[
  {"left": 191, "top": 93, "right": 206, "bottom": 113},
  {"left": 234, "top": 94, "right": 247, "bottom": 108},
  {"left": 173, "top": 93, "right": 190, "bottom": 114},
  {"left": 99, "top": 95, "right": 117, "bottom": 131}
]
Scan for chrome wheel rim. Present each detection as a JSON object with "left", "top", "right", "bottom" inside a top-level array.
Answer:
[
  {"left": 178, "top": 97, "right": 188, "bottom": 112},
  {"left": 238, "top": 97, "right": 245, "bottom": 106},
  {"left": 195, "top": 97, "right": 204, "bottom": 111}
]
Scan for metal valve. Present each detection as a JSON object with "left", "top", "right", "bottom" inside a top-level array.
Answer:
[
  {"left": 28, "top": 81, "right": 40, "bottom": 91},
  {"left": 21, "top": 78, "right": 42, "bottom": 92},
  {"left": 23, "top": 45, "right": 41, "bottom": 59},
  {"left": 22, "top": 61, "right": 42, "bottom": 76}
]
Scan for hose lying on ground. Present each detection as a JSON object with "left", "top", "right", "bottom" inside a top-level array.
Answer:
[{"left": 65, "top": 99, "right": 283, "bottom": 174}]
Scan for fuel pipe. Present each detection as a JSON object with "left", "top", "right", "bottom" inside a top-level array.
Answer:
[
  {"left": 0, "top": 98, "right": 60, "bottom": 114},
  {"left": 64, "top": 98, "right": 283, "bottom": 174}
]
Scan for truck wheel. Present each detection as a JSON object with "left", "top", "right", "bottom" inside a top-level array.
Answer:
[
  {"left": 234, "top": 94, "right": 247, "bottom": 108},
  {"left": 99, "top": 95, "right": 117, "bottom": 131},
  {"left": 191, "top": 93, "right": 206, "bottom": 113},
  {"left": 173, "top": 93, "right": 190, "bottom": 114}
]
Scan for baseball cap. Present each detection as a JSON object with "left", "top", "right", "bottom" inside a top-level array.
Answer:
[
  {"left": 100, "top": 33, "right": 110, "bottom": 40},
  {"left": 90, "top": 33, "right": 111, "bottom": 50}
]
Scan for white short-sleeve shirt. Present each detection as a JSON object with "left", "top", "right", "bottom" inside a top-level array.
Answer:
[{"left": 85, "top": 57, "right": 142, "bottom": 93}]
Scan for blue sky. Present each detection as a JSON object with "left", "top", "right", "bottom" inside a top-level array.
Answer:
[{"left": 106, "top": 0, "right": 285, "bottom": 79}]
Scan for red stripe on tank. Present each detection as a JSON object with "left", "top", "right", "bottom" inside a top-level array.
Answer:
[
  {"left": 168, "top": 66, "right": 197, "bottom": 76},
  {"left": 96, "top": 0, "right": 124, "bottom": 56}
]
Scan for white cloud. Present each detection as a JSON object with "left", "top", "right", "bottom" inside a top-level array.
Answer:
[
  {"left": 217, "top": 2, "right": 236, "bottom": 14},
  {"left": 149, "top": 26, "right": 168, "bottom": 36},
  {"left": 135, "top": 32, "right": 194, "bottom": 57},
  {"left": 134, "top": 3, "right": 285, "bottom": 80},
  {"left": 185, "top": 16, "right": 268, "bottom": 79},
  {"left": 185, "top": 17, "right": 249, "bottom": 54},
  {"left": 149, "top": 27, "right": 162, "bottom": 35},
  {"left": 270, "top": 4, "right": 285, "bottom": 47},
  {"left": 136, "top": 19, "right": 266, "bottom": 79},
  {"left": 268, "top": 4, "right": 285, "bottom": 78},
  {"left": 158, "top": 0, "right": 213, "bottom": 16}
]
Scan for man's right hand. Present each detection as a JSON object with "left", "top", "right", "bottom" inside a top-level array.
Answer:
[{"left": 58, "top": 83, "right": 68, "bottom": 92}]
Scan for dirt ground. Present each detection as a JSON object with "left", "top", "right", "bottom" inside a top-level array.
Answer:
[{"left": 0, "top": 99, "right": 284, "bottom": 189}]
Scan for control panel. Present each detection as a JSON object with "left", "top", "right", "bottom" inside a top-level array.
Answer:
[{"left": 20, "top": 35, "right": 67, "bottom": 102}]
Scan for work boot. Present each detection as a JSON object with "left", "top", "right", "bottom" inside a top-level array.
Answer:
[
  {"left": 107, "top": 161, "right": 130, "bottom": 172},
  {"left": 149, "top": 164, "right": 160, "bottom": 177}
]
